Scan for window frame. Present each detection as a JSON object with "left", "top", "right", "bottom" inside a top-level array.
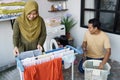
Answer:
[{"left": 81, "top": 0, "right": 120, "bottom": 35}]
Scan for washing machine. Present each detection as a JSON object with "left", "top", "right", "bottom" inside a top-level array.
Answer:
[{"left": 43, "top": 25, "right": 65, "bottom": 52}]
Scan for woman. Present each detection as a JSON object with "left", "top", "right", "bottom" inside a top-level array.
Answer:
[{"left": 13, "top": 0, "right": 46, "bottom": 56}]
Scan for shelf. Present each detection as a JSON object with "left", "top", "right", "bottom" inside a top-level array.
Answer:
[
  {"left": 0, "top": 15, "right": 20, "bottom": 29},
  {"left": 48, "top": 0, "right": 67, "bottom": 1},
  {"left": 0, "top": 16, "right": 17, "bottom": 21},
  {"left": 48, "top": 9, "right": 68, "bottom": 12}
]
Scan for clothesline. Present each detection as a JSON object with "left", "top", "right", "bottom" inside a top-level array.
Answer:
[{"left": 17, "top": 47, "right": 75, "bottom": 70}]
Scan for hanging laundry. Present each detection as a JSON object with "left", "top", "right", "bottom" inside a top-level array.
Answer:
[{"left": 24, "top": 58, "right": 64, "bottom": 80}]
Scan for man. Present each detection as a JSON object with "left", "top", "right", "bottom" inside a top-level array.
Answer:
[{"left": 78, "top": 18, "right": 111, "bottom": 73}]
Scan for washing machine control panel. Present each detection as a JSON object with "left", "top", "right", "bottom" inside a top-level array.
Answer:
[{"left": 46, "top": 25, "right": 65, "bottom": 37}]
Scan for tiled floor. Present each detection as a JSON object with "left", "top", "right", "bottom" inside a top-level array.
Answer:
[{"left": 0, "top": 55, "right": 120, "bottom": 80}]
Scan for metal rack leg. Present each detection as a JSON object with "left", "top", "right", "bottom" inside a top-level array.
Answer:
[
  {"left": 72, "top": 62, "right": 74, "bottom": 80},
  {"left": 18, "top": 67, "right": 24, "bottom": 80}
]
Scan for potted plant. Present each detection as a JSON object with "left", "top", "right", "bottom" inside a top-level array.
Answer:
[{"left": 61, "top": 14, "right": 77, "bottom": 39}]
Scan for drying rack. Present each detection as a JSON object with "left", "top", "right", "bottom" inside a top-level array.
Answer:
[{"left": 16, "top": 45, "right": 83, "bottom": 80}]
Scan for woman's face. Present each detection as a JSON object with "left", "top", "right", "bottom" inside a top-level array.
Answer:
[{"left": 27, "top": 10, "right": 38, "bottom": 20}]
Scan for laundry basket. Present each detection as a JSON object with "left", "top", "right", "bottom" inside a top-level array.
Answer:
[{"left": 83, "top": 60, "right": 111, "bottom": 80}]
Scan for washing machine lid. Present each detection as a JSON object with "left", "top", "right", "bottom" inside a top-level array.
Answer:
[{"left": 50, "top": 39, "right": 59, "bottom": 50}]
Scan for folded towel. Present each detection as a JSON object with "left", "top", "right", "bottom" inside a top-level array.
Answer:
[
  {"left": 0, "top": 0, "right": 22, "bottom": 3},
  {"left": 0, "top": 6, "right": 24, "bottom": 10},
  {"left": 0, "top": 1, "right": 25, "bottom": 6},
  {"left": 0, "top": 13, "right": 22, "bottom": 19},
  {"left": 0, "top": 9, "right": 23, "bottom": 14}
]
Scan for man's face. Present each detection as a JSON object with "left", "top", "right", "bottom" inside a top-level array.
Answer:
[
  {"left": 27, "top": 10, "right": 38, "bottom": 20},
  {"left": 88, "top": 23, "right": 97, "bottom": 34}
]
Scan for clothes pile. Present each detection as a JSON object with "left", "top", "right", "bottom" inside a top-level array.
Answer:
[{"left": 54, "top": 35, "right": 69, "bottom": 48}]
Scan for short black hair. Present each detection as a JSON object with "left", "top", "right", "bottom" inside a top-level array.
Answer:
[{"left": 88, "top": 18, "right": 101, "bottom": 30}]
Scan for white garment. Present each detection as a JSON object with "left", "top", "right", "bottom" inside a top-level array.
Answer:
[{"left": 62, "top": 52, "right": 76, "bottom": 69}]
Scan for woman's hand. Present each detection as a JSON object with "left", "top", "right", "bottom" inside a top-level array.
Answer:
[
  {"left": 37, "top": 44, "right": 43, "bottom": 51},
  {"left": 13, "top": 47, "right": 19, "bottom": 56}
]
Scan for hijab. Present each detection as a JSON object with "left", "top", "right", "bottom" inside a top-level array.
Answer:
[{"left": 16, "top": 0, "right": 41, "bottom": 42}]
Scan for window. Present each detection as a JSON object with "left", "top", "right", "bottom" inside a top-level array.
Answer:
[{"left": 81, "top": 0, "right": 120, "bottom": 34}]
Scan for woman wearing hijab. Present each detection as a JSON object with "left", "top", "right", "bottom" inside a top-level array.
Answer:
[{"left": 13, "top": 0, "right": 46, "bottom": 56}]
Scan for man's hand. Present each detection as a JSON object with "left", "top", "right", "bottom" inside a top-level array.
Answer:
[{"left": 98, "top": 62, "right": 104, "bottom": 69}]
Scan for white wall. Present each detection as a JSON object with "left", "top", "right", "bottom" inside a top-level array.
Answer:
[
  {"left": 0, "top": 21, "right": 15, "bottom": 68},
  {"left": 107, "top": 33, "right": 120, "bottom": 61},
  {"left": 36, "top": 0, "right": 68, "bottom": 19}
]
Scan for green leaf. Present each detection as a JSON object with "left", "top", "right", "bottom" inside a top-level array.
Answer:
[{"left": 61, "top": 16, "right": 77, "bottom": 33}]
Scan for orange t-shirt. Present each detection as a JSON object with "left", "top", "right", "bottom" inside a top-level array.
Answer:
[{"left": 24, "top": 58, "right": 63, "bottom": 80}]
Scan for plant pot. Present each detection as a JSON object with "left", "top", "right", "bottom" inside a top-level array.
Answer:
[
  {"left": 66, "top": 33, "right": 74, "bottom": 46},
  {"left": 66, "top": 32, "right": 70, "bottom": 39}
]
